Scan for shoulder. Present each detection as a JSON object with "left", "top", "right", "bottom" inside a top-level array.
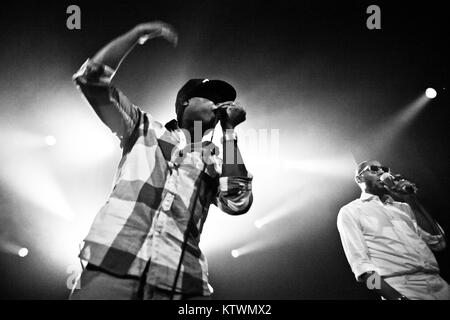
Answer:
[
  {"left": 141, "top": 112, "right": 170, "bottom": 134},
  {"left": 339, "top": 198, "right": 363, "bottom": 214},
  {"left": 337, "top": 199, "right": 363, "bottom": 223},
  {"left": 392, "top": 201, "right": 414, "bottom": 217},
  {"left": 392, "top": 200, "right": 409, "bottom": 209}
]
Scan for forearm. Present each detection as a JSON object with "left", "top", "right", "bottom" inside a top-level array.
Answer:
[
  {"left": 404, "top": 195, "right": 443, "bottom": 235},
  {"left": 73, "top": 27, "right": 144, "bottom": 141},
  {"left": 91, "top": 26, "right": 143, "bottom": 71},
  {"left": 221, "top": 131, "right": 248, "bottom": 177}
]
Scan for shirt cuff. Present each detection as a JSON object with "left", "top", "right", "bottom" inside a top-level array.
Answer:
[
  {"left": 419, "top": 225, "right": 446, "bottom": 250},
  {"left": 72, "top": 58, "right": 116, "bottom": 86},
  {"left": 352, "top": 262, "right": 378, "bottom": 282},
  {"left": 219, "top": 174, "right": 252, "bottom": 193},
  {"left": 221, "top": 131, "right": 238, "bottom": 143}
]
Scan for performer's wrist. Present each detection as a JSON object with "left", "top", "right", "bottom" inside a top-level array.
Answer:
[
  {"left": 133, "top": 24, "right": 149, "bottom": 37},
  {"left": 221, "top": 122, "right": 235, "bottom": 131},
  {"left": 221, "top": 130, "right": 237, "bottom": 143}
]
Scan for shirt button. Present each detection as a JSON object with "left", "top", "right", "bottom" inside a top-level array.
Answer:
[{"left": 162, "top": 194, "right": 174, "bottom": 210}]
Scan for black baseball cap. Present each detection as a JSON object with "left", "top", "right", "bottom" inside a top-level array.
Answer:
[{"left": 175, "top": 78, "right": 237, "bottom": 113}]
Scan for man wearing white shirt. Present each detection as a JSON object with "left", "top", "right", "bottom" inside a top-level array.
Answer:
[{"left": 337, "top": 160, "right": 449, "bottom": 300}]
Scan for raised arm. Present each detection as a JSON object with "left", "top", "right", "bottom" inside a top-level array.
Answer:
[
  {"left": 72, "top": 22, "right": 177, "bottom": 146},
  {"left": 391, "top": 179, "right": 446, "bottom": 251},
  {"left": 402, "top": 196, "right": 446, "bottom": 251},
  {"left": 91, "top": 21, "right": 178, "bottom": 71}
]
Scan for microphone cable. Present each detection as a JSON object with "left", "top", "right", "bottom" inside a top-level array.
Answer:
[{"left": 170, "top": 117, "right": 219, "bottom": 300}]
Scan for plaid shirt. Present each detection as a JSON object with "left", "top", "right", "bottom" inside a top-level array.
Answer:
[{"left": 72, "top": 59, "right": 253, "bottom": 296}]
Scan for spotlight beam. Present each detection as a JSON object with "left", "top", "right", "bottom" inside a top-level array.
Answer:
[
  {"left": 366, "top": 93, "right": 431, "bottom": 154},
  {"left": 229, "top": 239, "right": 278, "bottom": 258}
]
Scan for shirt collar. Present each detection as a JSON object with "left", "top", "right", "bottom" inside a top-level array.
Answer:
[
  {"left": 165, "top": 119, "right": 219, "bottom": 156},
  {"left": 360, "top": 192, "right": 394, "bottom": 204}
]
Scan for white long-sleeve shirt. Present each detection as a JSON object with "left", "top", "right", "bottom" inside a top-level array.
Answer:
[{"left": 337, "top": 192, "right": 445, "bottom": 282}]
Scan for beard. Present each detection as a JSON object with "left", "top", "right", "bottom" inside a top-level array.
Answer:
[{"left": 365, "top": 179, "right": 391, "bottom": 198}]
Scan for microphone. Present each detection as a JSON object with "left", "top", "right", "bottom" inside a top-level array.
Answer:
[
  {"left": 379, "top": 172, "right": 417, "bottom": 194},
  {"left": 379, "top": 172, "right": 396, "bottom": 189}
]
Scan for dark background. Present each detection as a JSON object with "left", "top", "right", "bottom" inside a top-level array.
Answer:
[{"left": 0, "top": 0, "right": 448, "bottom": 299}]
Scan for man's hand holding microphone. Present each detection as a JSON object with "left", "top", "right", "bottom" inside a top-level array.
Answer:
[
  {"left": 380, "top": 172, "right": 418, "bottom": 197},
  {"left": 214, "top": 101, "right": 247, "bottom": 131}
]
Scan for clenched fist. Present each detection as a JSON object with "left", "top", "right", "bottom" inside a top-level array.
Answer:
[
  {"left": 134, "top": 21, "right": 178, "bottom": 47},
  {"left": 215, "top": 101, "right": 247, "bottom": 130}
]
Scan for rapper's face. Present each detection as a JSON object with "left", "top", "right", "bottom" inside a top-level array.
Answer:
[
  {"left": 358, "top": 160, "right": 390, "bottom": 195},
  {"left": 179, "top": 97, "right": 218, "bottom": 131}
]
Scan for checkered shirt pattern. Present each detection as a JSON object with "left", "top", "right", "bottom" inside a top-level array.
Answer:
[{"left": 72, "top": 59, "right": 253, "bottom": 295}]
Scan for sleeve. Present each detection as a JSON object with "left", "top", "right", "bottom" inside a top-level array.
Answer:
[
  {"left": 400, "top": 203, "right": 446, "bottom": 251},
  {"left": 419, "top": 224, "right": 447, "bottom": 251},
  {"left": 337, "top": 207, "right": 377, "bottom": 282},
  {"left": 213, "top": 173, "right": 253, "bottom": 215},
  {"left": 72, "top": 59, "right": 141, "bottom": 146}
]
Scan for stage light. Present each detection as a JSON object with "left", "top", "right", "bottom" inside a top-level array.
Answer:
[
  {"left": 425, "top": 88, "right": 437, "bottom": 99},
  {"left": 18, "top": 248, "right": 28, "bottom": 257},
  {"left": 228, "top": 239, "right": 278, "bottom": 259},
  {"left": 45, "top": 135, "right": 57, "bottom": 146},
  {"left": 60, "top": 122, "right": 116, "bottom": 165},
  {"left": 368, "top": 92, "right": 432, "bottom": 154},
  {"left": 283, "top": 154, "right": 356, "bottom": 179},
  {"left": 2, "top": 159, "right": 74, "bottom": 220},
  {"left": 254, "top": 220, "right": 264, "bottom": 229},
  {"left": 43, "top": 105, "right": 118, "bottom": 166},
  {"left": 46, "top": 221, "right": 88, "bottom": 270},
  {"left": 254, "top": 211, "right": 282, "bottom": 230}
]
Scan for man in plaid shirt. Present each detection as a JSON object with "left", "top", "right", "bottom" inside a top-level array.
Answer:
[{"left": 69, "top": 21, "right": 253, "bottom": 300}]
